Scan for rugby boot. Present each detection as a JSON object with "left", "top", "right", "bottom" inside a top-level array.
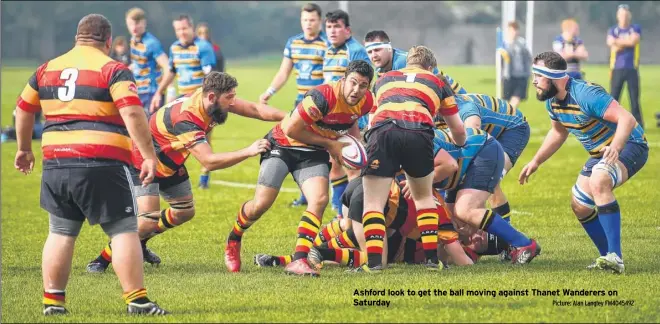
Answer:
[
  {"left": 596, "top": 252, "right": 625, "bottom": 274},
  {"left": 509, "top": 239, "right": 541, "bottom": 264},
  {"left": 254, "top": 254, "right": 279, "bottom": 267},
  {"left": 284, "top": 258, "right": 320, "bottom": 277},
  {"left": 127, "top": 301, "right": 169, "bottom": 315},
  {"left": 224, "top": 240, "right": 242, "bottom": 272}
]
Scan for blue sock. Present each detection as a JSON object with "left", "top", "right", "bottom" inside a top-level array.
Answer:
[
  {"left": 493, "top": 202, "right": 511, "bottom": 223},
  {"left": 199, "top": 174, "right": 209, "bottom": 184},
  {"left": 297, "top": 192, "right": 307, "bottom": 204},
  {"left": 579, "top": 210, "right": 608, "bottom": 256},
  {"left": 331, "top": 176, "right": 348, "bottom": 214},
  {"left": 597, "top": 201, "right": 622, "bottom": 258},
  {"left": 482, "top": 210, "right": 531, "bottom": 248}
]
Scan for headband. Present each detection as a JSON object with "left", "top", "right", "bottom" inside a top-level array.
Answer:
[
  {"left": 532, "top": 64, "right": 567, "bottom": 79},
  {"left": 365, "top": 42, "right": 392, "bottom": 51}
]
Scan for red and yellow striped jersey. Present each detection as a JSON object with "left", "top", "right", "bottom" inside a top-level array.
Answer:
[
  {"left": 271, "top": 81, "right": 373, "bottom": 149},
  {"left": 132, "top": 88, "right": 213, "bottom": 177},
  {"left": 16, "top": 45, "right": 142, "bottom": 169},
  {"left": 371, "top": 67, "right": 457, "bottom": 130}
]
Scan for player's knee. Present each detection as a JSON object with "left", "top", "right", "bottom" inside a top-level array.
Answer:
[
  {"left": 170, "top": 200, "right": 195, "bottom": 223},
  {"left": 571, "top": 183, "right": 596, "bottom": 212},
  {"left": 588, "top": 171, "right": 614, "bottom": 197},
  {"left": 250, "top": 198, "right": 273, "bottom": 218},
  {"left": 452, "top": 203, "right": 471, "bottom": 222},
  {"left": 307, "top": 192, "right": 329, "bottom": 210}
]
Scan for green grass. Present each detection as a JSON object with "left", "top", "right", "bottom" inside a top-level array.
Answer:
[{"left": 2, "top": 62, "right": 659, "bottom": 323}]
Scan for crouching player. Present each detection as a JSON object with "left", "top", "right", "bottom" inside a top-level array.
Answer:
[
  {"left": 520, "top": 51, "right": 648, "bottom": 274},
  {"left": 434, "top": 127, "right": 541, "bottom": 264},
  {"left": 87, "top": 72, "right": 285, "bottom": 273},
  {"left": 223, "top": 60, "right": 375, "bottom": 277}
]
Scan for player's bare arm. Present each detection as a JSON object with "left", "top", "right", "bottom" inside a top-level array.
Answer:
[
  {"left": 119, "top": 105, "right": 158, "bottom": 185},
  {"left": 188, "top": 138, "right": 269, "bottom": 172},
  {"left": 599, "top": 100, "right": 638, "bottom": 164},
  {"left": 519, "top": 120, "right": 569, "bottom": 184},
  {"left": 574, "top": 44, "right": 589, "bottom": 61},
  {"left": 444, "top": 113, "right": 467, "bottom": 146},
  {"left": 228, "top": 98, "right": 286, "bottom": 121},
  {"left": 260, "top": 57, "right": 294, "bottom": 103},
  {"left": 433, "top": 149, "right": 459, "bottom": 184},
  {"left": 13, "top": 108, "right": 36, "bottom": 174},
  {"left": 282, "top": 109, "right": 349, "bottom": 163},
  {"left": 152, "top": 70, "right": 176, "bottom": 111},
  {"left": 463, "top": 115, "right": 482, "bottom": 129}
]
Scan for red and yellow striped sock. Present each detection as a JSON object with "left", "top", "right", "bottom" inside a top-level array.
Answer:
[
  {"left": 314, "top": 218, "right": 342, "bottom": 246},
  {"left": 417, "top": 208, "right": 439, "bottom": 263},
  {"left": 228, "top": 202, "right": 255, "bottom": 242},
  {"left": 275, "top": 255, "right": 292, "bottom": 266},
  {"left": 156, "top": 208, "right": 179, "bottom": 232},
  {"left": 363, "top": 211, "right": 386, "bottom": 267},
  {"left": 123, "top": 288, "right": 149, "bottom": 305},
  {"left": 293, "top": 211, "right": 322, "bottom": 260},
  {"left": 328, "top": 229, "right": 358, "bottom": 249},
  {"left": 43, "top": 290, "right": 65, "bottom": 307}
]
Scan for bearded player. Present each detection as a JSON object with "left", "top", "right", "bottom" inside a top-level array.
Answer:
[
  {"left": 519, "top": 51, "right": 647, "bottom": 274},
  {"left": 224, "top": 60, "right": 374, "bottom": 277},
  {"left": 86, "top": 72, "right": 285, "bottom": 273}
]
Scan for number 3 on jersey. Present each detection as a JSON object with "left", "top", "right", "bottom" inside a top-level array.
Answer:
[{"left": 58, "top": 68, "right": 79, "bottom": 102}]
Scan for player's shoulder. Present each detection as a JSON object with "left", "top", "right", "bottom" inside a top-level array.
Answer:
[
  {"left": 631, "top": 24, "right": 642, "bottom": 32},
  {"left": 392, "top": 49, "right": 408, "bottom": 70},
  {"left": 288, "top": 32, "right": 306, "bottom": 43},
  {"left": 346, "top": 37, "right": 366, "bottom": 51},
  {"left": 195, "top": 38, "right": 213, "bottom": 49},
  {"left": 553, "top": 35, "right": 564, "bottom": 42}
]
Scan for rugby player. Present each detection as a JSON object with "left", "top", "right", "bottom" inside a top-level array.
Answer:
[
  {"left": 357, "top": 46, "right": 466, "bottom": 272},
  {"left": 314, "top": 9, "right": 371, "bottom": 216},
  {"left": 259, "top": 3, "right": 327, "bottom": 207},
  {"left": 363, "top": 30, "right": 467, "bottom": 94},
  {"left": 520, "top": 51, "right": 648, "bottom": 274},
  {"left": 452, "top": 91, "right": 530, "bottom": 261},
  {"left": 223, "top": 60, "right": 375, "bottom": 277},
  {"left": 552, "top": 18, "right": 589, "bottom": 79},
  {"left": 433, "top": 124, "right": 541, "bottom": 265},
  {"left": 151, "top": 14, "right": 218, "bottom": 189},
  {"left": 125, "top": 7, "right": 170, "bottom": 116},
  {"left": 14, "top": 14, "right": 168, "bottom": 315},
  {"left": 86, "top": 72, "right": 285, "bottom": 273}
]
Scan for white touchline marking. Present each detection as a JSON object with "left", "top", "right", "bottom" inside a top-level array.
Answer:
[
  {"left": 210, "top": 180, "right": 300, "bottom": 193},
  {"left": 511, "top": 210, "right": 534, "bottom": 216}
]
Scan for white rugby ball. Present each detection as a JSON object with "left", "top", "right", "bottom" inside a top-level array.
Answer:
[{"left": 337, "top": 135, "right": 367, "bottom": 170}]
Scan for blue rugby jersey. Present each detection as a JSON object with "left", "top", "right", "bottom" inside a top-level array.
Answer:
[
  {"left": 432, "top": 127, "right": 490, "bottom": 190},
  {"left": 283, "top": 32, "right": 327, "bottom": 104},
  {"left": 545, "top": 78, "right": 647, "bottom": 157},
  {"left": 323, "top": 36, "right": 370, "bottom": 83},
  {"left": 130, "top": 31, "right": 165, "bottom": 95},
  {"left": 552, "top": 35, "right": 585, "bottom": 75},
  {"left": 374, "top": 48, "right": 466, "bottom": 94},
  {"left": 168, "top": 37, "right": 216, "bottom": 95},
  {"left": 457, "top": 93, "right": 527, "bottom": 138}
]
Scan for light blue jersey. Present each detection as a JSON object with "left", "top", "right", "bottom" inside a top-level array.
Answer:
[
  {"left": 433, "top": 127, "right": 490, "bottom": 190},
  {"left": 284, "top": 32, "right": 327, "bottom": 106},
  {"left": 457, "top": 93, "right": 527, "bottom": 138},
  {"left": 129, "top": 31, "right": 165, "bottom": 96},
  {"left": 323, "top": 36, "right": 370, "bottom": 83},
  {"left": 168, "top": 37, "right": 216, "bottom": 95},
  {"left": 545, "top": 78, "right": 647, "bottom": 157}
]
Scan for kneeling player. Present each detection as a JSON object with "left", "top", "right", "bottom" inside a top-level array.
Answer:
[
  {"left": 434, "top": 127, "right": 541, "bottom": 264},
  {"left": 86, "top": 72, "right": 285, "bottom": 273},
  {"left": 223, "top": 60, "right": 375, "bottom": 277}
]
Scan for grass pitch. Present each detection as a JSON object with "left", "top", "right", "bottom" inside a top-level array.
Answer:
[{"left": 2, "top": 61, "right": 659, "bottom": 323}]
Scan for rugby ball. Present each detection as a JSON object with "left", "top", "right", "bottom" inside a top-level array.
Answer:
[{"left": 337, "top": 135, "right": 367, "bottom": 170}]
